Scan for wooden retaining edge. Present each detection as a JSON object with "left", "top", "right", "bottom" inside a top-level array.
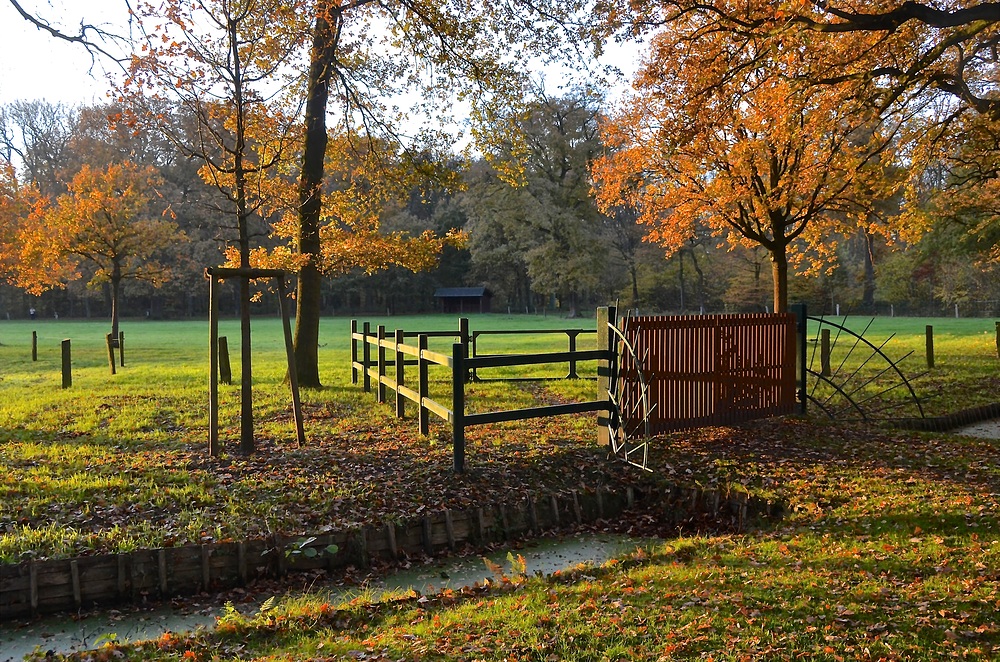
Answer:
[
  {"left": 0, "top": 484, "right": 784, "bottom": 620},
  {"left": 891, "top": 402, "right": 1000, "bottom": 433}
]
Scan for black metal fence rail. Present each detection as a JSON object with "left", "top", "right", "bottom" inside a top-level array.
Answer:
[
  {"left": 350, "top": 319, "right": 611, "bottom": 472},
  {"left": 470, "top": 328, "right": 598, "bottom": 380}
]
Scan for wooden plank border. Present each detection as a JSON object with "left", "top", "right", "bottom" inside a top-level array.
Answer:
[{"left": 0, "top": 484, "right": 784, "bottom": 620}]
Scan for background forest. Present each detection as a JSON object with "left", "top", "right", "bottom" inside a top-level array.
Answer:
[{"left": 2, "top": 89, "right": 999, "bottom": 322}]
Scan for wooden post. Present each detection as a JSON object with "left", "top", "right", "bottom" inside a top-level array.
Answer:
[
  {"left": 418, "top": 334, "right": 430, "bottom": 436},
  {"left": 926, "top": 324, "right": 935, "bottom": 369},
  {"left": 820, "top": 328, "right": 831, "bottom": 376},
  {"left": 218, "top": 336, "right": 232, "bottom": 385},
  {"left": 119, "top": 331, "right": 125, "bottom": 367},
  {"left": 105, "top": 333, "right": 117, "bottom": 375},
  {"left": 459, "top": 317, "right": 470, "bottom": 383},
  {"left": 789, "top": 303, "right": 808, "bottom": 414},
  {"left": 452, "top": 342, "right": 465, "bottom": 473},
  {"left": 459, "top": 317, "right": 470, "bottom": 349},
  {"left": 995, "top": 321, "right": 999, "bottom": 359},
  {"left": 567, "top": 330, "right": 579, "bottom": 379},
  {"left": 275, "top": 276, "right": 305, "bottom": 446},
  {"left": 362, "top": 322, "right": 372, "bottom": 393},
  {"left": 395, "top": 329, "right": 405, "bottom": 419},
  {"left": 597, "top": 306, "right": 617, "bottom": 448},
  {"left": 209, "top": 273, "right": 220, "bottom": 457},
  {"left": 61, "top": 339, "right": 71, "bottom": 389},
  {"left": 31, "top": 331, "right": 37, "bottom": 361},
  {"left": 470, "top": 330, "right": 479, "bottom": 382},
  {"left": 351, "top": 320, "right": 359, "bottom": 385},
  {"left": 377, "top": 325, "right": 387, "bottom": 404}
]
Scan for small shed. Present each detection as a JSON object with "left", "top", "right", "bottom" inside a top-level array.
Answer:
[{"left": 433, "top": 287, "right": 493, "bottom": 314}]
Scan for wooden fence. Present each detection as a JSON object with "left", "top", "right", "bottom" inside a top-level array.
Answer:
[
  {"left": 618, "top": 313, "right": 798, "bottom": 434},
  {"left": 350, "top": 319, "right": 610, "bottom": 473}
]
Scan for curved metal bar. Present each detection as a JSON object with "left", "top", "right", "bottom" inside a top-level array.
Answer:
[
  {"left": 806, "top": 368, "right": 868, "bottom": 420},
  {"left": 805, "top": 316, "right": 924, "bottom": 420},
  {"left": 606, "top": 314, "right": 653, "bottom": 469}
]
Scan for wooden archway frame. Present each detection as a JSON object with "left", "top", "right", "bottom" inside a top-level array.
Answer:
[{"left": 206, "top": 267, "right": 305, "bottom": 456}]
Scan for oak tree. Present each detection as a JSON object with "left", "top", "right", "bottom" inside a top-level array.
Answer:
[
  {"left": 592, "top": 20, "right": 903, "bottom": 312},
  {"left": 598, "top": 0, "right": 1000, "bottom": 273},
  {"left": 12, "top": 160, "right": 180, "bottom": 337},
  {"left": 291, "top": 0, "right": 598, "bottom": 385}
]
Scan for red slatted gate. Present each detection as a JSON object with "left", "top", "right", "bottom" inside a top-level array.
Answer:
[{"left": 618, "top": 313, "right": 797, "bottom": 434}]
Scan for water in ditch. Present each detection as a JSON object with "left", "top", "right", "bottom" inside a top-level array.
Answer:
[
  {"left": 1, "top": 533, "right": 651, "bottom": 661},
  {"left": 954, "top": 418, "right": 1000, "bottom": 440}
]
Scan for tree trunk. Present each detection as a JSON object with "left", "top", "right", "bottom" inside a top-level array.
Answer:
[
  {"left": 862, "top": 228, "right": 876, "bottom": 314},
  {"left": 294, "top": 6, "right": 339, "bottom": 388},
  {"left": 678, "top": 249, "right": 686, "bottom": 312},
  {"left": 629, "top": 263, "right": 639, "bottom": 308},
  {"left": 229, "top": 14, "right": 254, "bottom": 454},
  {"left": 690, "top": 249, "right": 706, "bottom": 312},
  {"left": 771, "top": 248, "right": 789, "bottom": 313}
]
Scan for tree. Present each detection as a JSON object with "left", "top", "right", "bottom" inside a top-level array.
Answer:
[
  {"left": 597, "top": 0, "right": 1000, "bottom": 273},
  {"left": 463, "top": 91, "right": 620, "bottom": 315},
  {"left": 0, "top": 101, "right": 78, "bottom": 196},
  {"left": 290, "top": 0, "right": 599, "bottom": 385},
  {"left": 592, "top": 20, "right": 903, "bottom": 312},
  {"left": 0, "top": 162, "right": 30, "bottom": 284},
  {"left": 12, "top": 161, "right": 180, "bottom": 336},
  {"left": 248, "top": 133, "right": 465, "bottom": 278},
  {"left": 122, "top": 0, "right": 309, "bottom": 453}
]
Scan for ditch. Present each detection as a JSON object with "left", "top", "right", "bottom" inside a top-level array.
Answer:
[{"left": 0, "top": 532, "right": 650, "bottom": 661}]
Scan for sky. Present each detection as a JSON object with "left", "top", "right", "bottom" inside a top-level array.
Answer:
[
  {"left": 0, "top": 0, "right": 642, "bottom": 108},
  {"left": 0, "top": 0, "right": 128, "bottom": 105}
]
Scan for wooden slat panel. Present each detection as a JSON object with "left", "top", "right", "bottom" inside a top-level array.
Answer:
[{"left": 620, "top": 313, "right": 796, "bottom": 434}]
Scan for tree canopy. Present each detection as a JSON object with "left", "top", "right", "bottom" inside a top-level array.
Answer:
[
  {"left": 4, "top": 160, "right": 181, "bottom": 335},
  {"left": 592, "top": 13, "right": 908, "bottom": 311}
]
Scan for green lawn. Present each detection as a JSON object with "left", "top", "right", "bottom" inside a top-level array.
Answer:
[
  {"left": 3, "top": 313, "right": 1000, "bottom": 660},
  {"left": 0, "top": 314, "right": 617, "bottom": 563}
]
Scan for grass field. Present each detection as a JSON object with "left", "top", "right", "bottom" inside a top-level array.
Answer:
[{"left": 2, "top": 313, "right": 1000, "bottom": 660}]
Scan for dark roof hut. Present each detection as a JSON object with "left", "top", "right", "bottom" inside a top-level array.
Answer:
[{"left": 433, "top": 287, "right": 493, "bottom": 314}]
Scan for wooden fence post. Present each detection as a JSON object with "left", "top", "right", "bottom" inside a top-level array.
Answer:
[
  {"left": 218, "top": 336, "right": 232, "bottom": 385},
  {"left": 61, "top": 339, "right": 71, "bottom": 389},
  {"left": 452, "top": 342, "right": 466, "bottom": 473},
  {"left": 351, "top": 320, "right": 359, "bottom": 385},
  {"left": 567, "top": 330, "right": 580, "bottom": 379},
  {"left": 362, "top": 322, "right": 372, "bottom": 393},
  {"left": 459, "top": 317, "right": 470, "bottom": 383},
  {"left": 789, "top": 303, "right": 808, "bottom": 414},
  {"left": 395, "top": 329, "right": 405, "bottom": 419},
  {"left": 106, "top": 333, "right": 117, "bottom": 375},
  {"left": 926, "top": 325, "right": 935, "bottom": 369},
  {"left": 418, "top": 334, "right": 430, "bottom": 436},
  {"left": 32, "top": 331, "right": 37, "bottom": 362},
  {"left": 820, "top": 329, "right": 831, "bottom": 376},
  {"left": 597, "top": 306, "right": 616, "bottom": 448},
  {"left": 209, "top": 273, "right": 220, "bottom": 457},
  {"left": 377, "top": 325, "right": 387, "bottom": 404},
  {"left": 275, "top": 275, "right": 305, "bottom": 446},
  {"left": 119, "top": 331, "right": 125, "bottom": 367},
  {"left": 995, "top": 321, "right": 999, "bottom": 359}
]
